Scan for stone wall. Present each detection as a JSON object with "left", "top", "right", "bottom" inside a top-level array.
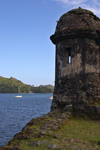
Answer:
[{"left": 50, "top": 8, "right": 100, "bottom": 119}]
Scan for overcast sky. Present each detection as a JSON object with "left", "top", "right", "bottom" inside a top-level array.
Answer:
[{"left": 0, "top": 0, "right": 100, "bottom": 86}]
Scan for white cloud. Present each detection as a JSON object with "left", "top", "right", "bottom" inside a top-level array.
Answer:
[{"left": 53, "top": 0, "right": 100, "bottom": 16}]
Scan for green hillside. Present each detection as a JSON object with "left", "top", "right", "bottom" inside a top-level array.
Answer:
[{"left": 0, "top": 76, "right": 54, "bottom": 93}]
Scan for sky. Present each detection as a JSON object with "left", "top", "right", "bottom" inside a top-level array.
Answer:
[{"left": 1, "top": 0, "right": 100, "bottom": 86}]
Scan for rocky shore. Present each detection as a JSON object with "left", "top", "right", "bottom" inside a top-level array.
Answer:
[
  {"left": 0, "top": 109, "right": 100, "bottom": 150},
  {"left": 0, "top": 111, "right": 71, "bottom": 150}
]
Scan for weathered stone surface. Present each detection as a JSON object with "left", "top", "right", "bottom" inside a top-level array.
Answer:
[
  {"left": 22, "top": 126, "right": 30, "bottom": 131},
  {"left": 63, "top": 104, "right": 72, "bottom": 112},
  {"left": 10, "top": 147, "right": 20, "bottom": 150},
  {"left": 95, "top": 106, "right": 100, "bottom": 114},
  {"left": 39, "top": 131, "right": 46, "bottom": 135},
  {"left": 47, "top": 144, "right": 57, "bottom": 149},
  {"left": 97, "top": 141, "right": 100, "bottom": 145},
  {"left": 14, "top": 133, "right": 29, "bottom": 140},
  {"left": 29, "top": 141, "right": 47, "bottom": 146},
  {"left": 59, "top": 147, "right": 67, "bottom": 150},
  {"left": 50, "top": 7, "right": 100, "bottom": 119},
  {"left": 52, "top": 134, "right": 58, "bottom": 138}
]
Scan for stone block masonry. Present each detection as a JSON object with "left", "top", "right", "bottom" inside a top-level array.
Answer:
[{"left": 50, "top": 7, "right": 100, "bottom": 119}]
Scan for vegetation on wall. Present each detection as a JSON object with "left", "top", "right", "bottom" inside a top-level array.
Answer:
[{"left": 0, "top": 76, "right": 54, "bottom": 93}]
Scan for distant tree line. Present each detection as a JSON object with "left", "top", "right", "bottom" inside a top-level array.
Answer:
[{"left": 0, "top": 76, "right": 54, "bottom": 93}]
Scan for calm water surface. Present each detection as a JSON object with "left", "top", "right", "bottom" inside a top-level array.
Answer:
[{"left": 0, "top": 93, "right": 52, "bottom": 147}]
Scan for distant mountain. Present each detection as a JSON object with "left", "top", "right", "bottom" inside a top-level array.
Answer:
[
  {"left": 0, "top": 76, "right": 54, "bottom": 93},
  {"left": 39, "top": 84, "right": 54, "bottom": 90},
  {"left": 0, "top": 76, "right": 30, "bottom": 93}
]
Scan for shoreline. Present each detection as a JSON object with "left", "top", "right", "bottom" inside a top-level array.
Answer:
[
  {"left": 1, "top": 110, "right": 100, "bottom": 150},
  {"left": 0, "top": 111, "right": 71, "bottom": 150}
]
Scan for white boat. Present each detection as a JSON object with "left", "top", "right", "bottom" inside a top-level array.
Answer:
[
  {"left": 49, "top": 96, "right": 53, "bottom": 99},
  {"left": 14, "top": 95, "right": 22, "bottom": 98},
  {"left": 14, "top": 85, "right": 22, "bottom": 98}
]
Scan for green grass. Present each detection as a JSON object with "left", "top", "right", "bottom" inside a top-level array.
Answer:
[
  {"left": 4, "top": 115, "right": 100, "bottom": 150},
  {"left": 60, "top": 118, "right": 100, "bottom": 141}
]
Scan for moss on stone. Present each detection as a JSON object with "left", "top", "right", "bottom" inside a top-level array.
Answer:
[
  {"left": 3, "top": 112, "right": 100, "bottom": 150},
  {"left": 61, "top": 7, "right": 94, "bottom": 19}
]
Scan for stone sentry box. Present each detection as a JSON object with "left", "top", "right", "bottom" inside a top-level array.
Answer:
[{"left": 50, "top": 7, "right": 100, "bottom": 119}]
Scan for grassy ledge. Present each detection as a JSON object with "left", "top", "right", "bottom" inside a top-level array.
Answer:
[{"left": 0, "top": 111, "right": 100, "bottom": 150}]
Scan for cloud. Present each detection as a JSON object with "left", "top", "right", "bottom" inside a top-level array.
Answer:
[{"left": 53, "top": 0, "right": 100, "bottom": 16}]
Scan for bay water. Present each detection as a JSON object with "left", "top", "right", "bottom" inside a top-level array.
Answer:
[{"left": 0, "top": 93, "right": 52, "bottom": 147}]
